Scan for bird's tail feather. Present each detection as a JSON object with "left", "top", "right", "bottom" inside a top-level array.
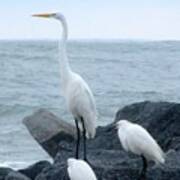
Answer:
[
  {"left": 84, "top": 114, "right": 96, "bottom": 139},
  {"left": 155, "top": 145, "right": 166, "bottom": 164}
]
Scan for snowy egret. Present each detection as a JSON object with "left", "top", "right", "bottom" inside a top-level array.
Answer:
[
  {"left": 116, "top": 120, "right": 165, "bottom": 179},
  {"left": 67, "top": 158, "right": 97, "bottom": 180},
  {"left": 32, "top": 13, "right": 97, "bottom": 161}
]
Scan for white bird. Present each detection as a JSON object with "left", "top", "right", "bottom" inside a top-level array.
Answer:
[
  {"left": 32, "top": 13, "right": 97, "bottom": 161},
  {"left": 116, "top": 120, "right": 165, "bottom": 180},
  {"left": 67, "top": 158, "right": 97, "bottom": 180}
]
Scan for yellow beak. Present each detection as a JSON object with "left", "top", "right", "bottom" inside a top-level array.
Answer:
[{"left": 32, "top": 13, "right": 55, "bottom": 18}]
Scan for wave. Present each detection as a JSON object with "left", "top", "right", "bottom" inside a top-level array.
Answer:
[{"left": 0, "top": 161, "right": 29, "bottom": 170}]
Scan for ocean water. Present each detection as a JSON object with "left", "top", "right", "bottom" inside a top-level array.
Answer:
[{"left": 0, "top": 40, "right": 180, "bottom": 169}]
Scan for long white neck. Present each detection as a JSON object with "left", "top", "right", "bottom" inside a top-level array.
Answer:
[{"left": 57, "top": 15, "right": 72, "bottom": 84}]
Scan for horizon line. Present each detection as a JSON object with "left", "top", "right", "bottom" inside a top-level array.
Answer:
[{"left": 0, "top": 38, "right": 180, "bottom": 42}]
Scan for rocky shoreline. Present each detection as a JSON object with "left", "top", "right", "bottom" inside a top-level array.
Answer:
[{"left": 1, "top": 101, "right": 180, "bottom": 180}]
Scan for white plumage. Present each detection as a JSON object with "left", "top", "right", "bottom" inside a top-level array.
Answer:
[
  {"left": 33, "top": 12, "right": 97, "bottom": 160},
  {"left": 67, "top": 158, "right": 97, "bottom": 180},
  {"left": 56, "top": 12, "right": 97, "bottom": 139},
  {"left": 64, "top": 72, "right": 97, "bottom": 138},
  {"left": 116, "top": 120, "right": 165, "bottom": 164}
]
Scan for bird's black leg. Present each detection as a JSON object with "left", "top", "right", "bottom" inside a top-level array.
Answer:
[
  {"left": 75, "top": 119, "right": 80, "bottom": 159},
  {"left": 139, "top": 155, "right": 148, "bottom": 180},
  {"left": 62, "top": 168, "right": 70, "bottom": 180},
  {"left": 81, "top": 117, "right": 87, "bottom": 162}
]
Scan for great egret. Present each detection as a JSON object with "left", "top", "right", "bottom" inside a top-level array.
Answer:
[
  {"left": 67, "top": 158, "right": 97, "bottom": 180},
  {"left": 116, "top": 120, "right": 165, "bottom": 180},
  {"left": 32, "top": 13, "right": 97, "bottom": 161}
]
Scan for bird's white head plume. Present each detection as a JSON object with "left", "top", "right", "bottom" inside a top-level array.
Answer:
[
  {"left": 67, "top": 158, "right": 76, "bottom": 167},
  {"left": 116, "top": 119, "right": 131, "bottom": 129}
]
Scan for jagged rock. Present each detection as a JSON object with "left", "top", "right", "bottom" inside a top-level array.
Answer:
[
  {"left": 18, "top": 161, "right": 51, "bottom": 180},
  {"left": 35, "top": 148, "right": 180, "bottom": 180},
  {"left": 34, "top": 101, "right": 180, "bottom": 180},
  {"left": 0, "top": 168, "right": 13, "bottom": 180},
  {"left": 5, "top": 171, "right": 31, "bottom": 180},
  {"left": 23, "top": 109, "right": 76, "bottom": 157},
  {"left": 147, "top": 150, "right": 180, "bottom": 180},
  {"left": 4, "top": 101, "right": 180, "bottom": 180}
]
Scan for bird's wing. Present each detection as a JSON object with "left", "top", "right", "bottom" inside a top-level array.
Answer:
[
  {"left": 126, "top": 124, "right": 164, "bottom": 162},
  {"left": 66, "top": 74, "right": 97, "bottom": 138},
  {"left": 118, "top": 128, "right": 130, "bottom": 152},
  {"left": 67, "top": 74, "right": 96, "bottom": 115}
]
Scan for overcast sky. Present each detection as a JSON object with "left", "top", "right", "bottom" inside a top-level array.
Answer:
[{"left": 0, "top": 0, "right": 180, "bottom": 40}]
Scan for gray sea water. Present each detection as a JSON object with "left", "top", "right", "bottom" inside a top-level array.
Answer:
[{"left": 0, "top": 40, "right": 180, "bottom": 169}]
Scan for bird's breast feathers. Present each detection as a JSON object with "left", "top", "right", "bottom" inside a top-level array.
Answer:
[{"left": 65, "top": 73, "right": 96, "bottom": 118}]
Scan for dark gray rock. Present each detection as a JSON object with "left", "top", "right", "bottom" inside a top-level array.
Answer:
[
  {"left": 169, "top": 137, "right": 180, "bottom": 151},
  {"left": 2, "top": 101, "right": 179, "bottom": 180},
  {"left": 35, "top": 101, "right": 180, "bottom": 180},
  {"left": 0, "top": 168, "right": 13, "bottom": 180},
  {"left": 5, "top": 171, "right": 31, "bottom": 180},
  {"left": 18, "top": 161, "right": 51, "bottom": 180},
  {"left": 35, "top": 148, "right": 180, "bottom": 180},
  {"left": 23, "top": 109, "right": 76, "bottom": 158},
  {"left": 147, "top": 150, "right": 180, "bottom": 180}
]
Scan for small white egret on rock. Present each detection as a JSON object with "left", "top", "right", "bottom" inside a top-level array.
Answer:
[
  {"left": 33, "top": 13, "right": 97, "bottom": 161},
  {"left": 67, "top": 158, "right": 97, "bottom": 180},
  {"left": 116, "top": 120, "right": 165, "bottom": 180}
]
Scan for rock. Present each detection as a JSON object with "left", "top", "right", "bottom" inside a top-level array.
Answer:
[
  {"left": 22, "top": 101, "right": 180, "bottom": 179},
  {"left": 35, "top": 163, "right": 67, "bottom": 180},
  {"left": 169, "top": 137, "right": 180, "bottom": 151},
  {"left": 0, "top": 168, "right": 13, "bottom": 180},
  {"left": 18, "top": 161, "right": 51, "bottom": 180},
  {"left": 35, "top": 149, "right": 180, "bottom": 180},
  {"left": 5, "top": 171, "right": 31, "bottom": 180},
  {"left": 23, "top": 109, "right": 76, "bottom": 157},
  {"left": 147, "top": 150, "right": 180, "bottom": 180}
]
